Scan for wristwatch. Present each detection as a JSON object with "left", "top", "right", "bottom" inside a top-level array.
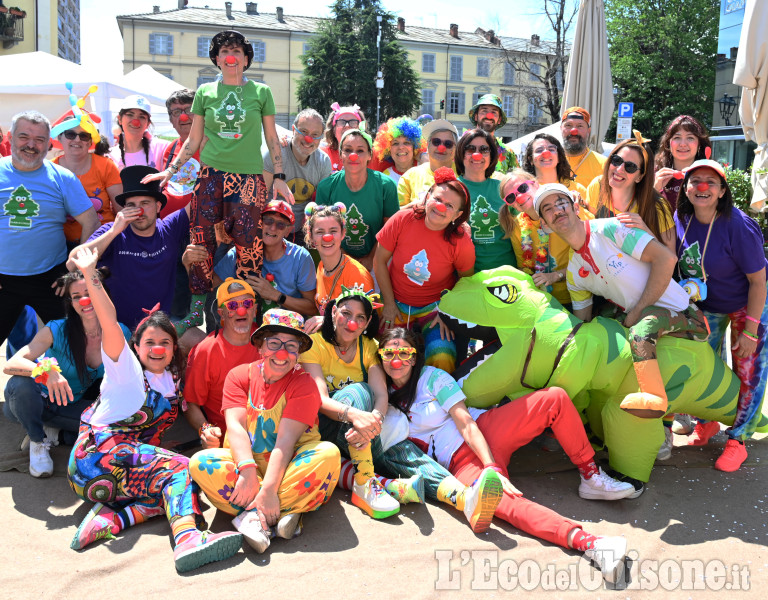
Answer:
[
  {"left": 278, "top": 292, "right": 287, "bottom": 305},
  {"left": 273, "top": 173, "right": 287, "bottom": 180}
]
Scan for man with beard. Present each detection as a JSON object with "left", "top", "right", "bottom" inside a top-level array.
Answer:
[
  {"left": 560, "top": 107, "right": 606, "bottom": 188},
  {"left": 467, "top": 94, "right": 518, "bottom": 174},
  {"left": 67, "top": 165, "right": 190, "bottom": 330},
  {"left": 184, "top": 278, "right": 262, "bottom": 448},
  {"left": 0, "top": 111, "right": 99, "bottom": 345}
]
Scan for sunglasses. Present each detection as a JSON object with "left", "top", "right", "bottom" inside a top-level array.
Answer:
[
  {"left": 609, "top": 154, "right": 641, "bottom": 174},
  {"left": 225, "top": 298, "right": 255, "bottom": 311},
  {"left": 466, "top": 144, "right": 491, "bottom": 155},
  {"left": 503, "top": 180, "right": 535, "bottom": 205},
  {"left": 263, "top": 216, "right": 291, "bottom": 231},
  {"left": 378, "top": 347, "right": 417, "bottom": 361},
  {"left": 430, "top": 138, "right": 455, "bottom": 149},
  {"left": 293, "top": 125, "right": 323, "bottom": 141},
  {"left": 169, "top": 107, "right": 192, "bottom": 118},
  {"left": 335, "top": 118, "right": 360, "bottom": 128},
  {"left": 62, "top": 130, "right": 92, "bottom": 142},
  {"left": 263, "top": 336, "right": 301, "bottom": 354}
]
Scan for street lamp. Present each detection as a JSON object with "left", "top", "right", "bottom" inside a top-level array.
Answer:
[
  {"left": 718, "top": 93, "right": 738, "bottom": 126},
  {"left": 376, "top": 15, "right": 383, "bottom": 129}
]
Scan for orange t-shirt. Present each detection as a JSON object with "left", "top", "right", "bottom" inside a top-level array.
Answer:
[
  {"left": 54, "top": 154, "right": 122, "bottom": 242},
  {"left": 314, "top": 255, "right": 374, "bottom": 314}
]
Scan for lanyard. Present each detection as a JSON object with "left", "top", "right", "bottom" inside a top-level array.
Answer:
[{"left": 677, "top": 214, "right": 717, "bottom": 283}]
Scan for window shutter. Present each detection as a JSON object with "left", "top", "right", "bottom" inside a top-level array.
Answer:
[{"left": 459, "top": 92, "right": 466, "bottom": 115}]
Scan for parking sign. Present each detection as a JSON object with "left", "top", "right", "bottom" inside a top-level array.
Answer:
[{"left": 618, "top": 102, "right": 634, "bottom": 118}]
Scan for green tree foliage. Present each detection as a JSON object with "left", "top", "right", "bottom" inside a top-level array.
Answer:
[
  {"left": 297, "top": 0, "right": 421, "bottom": 127},
  {"left": 605, "top": 0, "right": 719, "bottom": 141}
]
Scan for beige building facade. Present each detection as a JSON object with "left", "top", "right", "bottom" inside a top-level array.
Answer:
[{"left": 0, "top": 0, "right": 80, "bottom": 63}]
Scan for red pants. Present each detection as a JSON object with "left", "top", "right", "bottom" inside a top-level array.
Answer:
[{"left": 449, "top": 387, "right": 593, "bottom": 548}]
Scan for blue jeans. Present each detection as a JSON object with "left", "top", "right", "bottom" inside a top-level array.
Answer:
[{"left": 3, "top": 376, "right": 89, "bottom": 443}]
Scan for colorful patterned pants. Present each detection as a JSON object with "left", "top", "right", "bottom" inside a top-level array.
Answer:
[
  {"left": 390, "top": 299, "right": 456, "bottom": 373},
  {"left": 189, "top": 166, "right": 267, "bottom": 294},
  {"left": 625, "top": 304, "right": 710, "bottom": 363},
  {"left": 68, "top": 436, "right": 201, "bottom": 528},
  {"left": 703, "top": 302, "right": 768, "bottom": 440},
  {"left": 189, "top": 441, "right": 340, "bottom": 516}
]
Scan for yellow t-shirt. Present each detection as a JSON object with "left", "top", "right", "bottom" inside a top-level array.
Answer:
[
  {"left": 300, "top": 333, "right": 379, "bottom": 394},
  {"left": 397, "top": 163, "right": 456, "bottom": 207},
  {"left": 586, "top": 176, "right": 674, "bottom": 234},
  {"left": 566, "top": 150, "right": 606, "bottom": 190}
]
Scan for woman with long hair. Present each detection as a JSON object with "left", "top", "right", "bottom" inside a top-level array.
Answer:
[
  {"left": 523, "top": 133, "right": 587, "bottom": 199},
  {"left": 108, "top": 95, "right": 169, "bottom": 170},
  {"left": 321, "top": 103, "right": 367, "bottom": 173}
]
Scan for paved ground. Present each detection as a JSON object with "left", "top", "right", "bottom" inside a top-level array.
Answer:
[{"left": 1, "top": 341, "right": 767, "bottom": 599}]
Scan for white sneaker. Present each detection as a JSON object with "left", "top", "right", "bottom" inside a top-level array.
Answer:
[
  {"left": 43, "top": 426, "right": 60, "bottom": 446},
  {"left": 463, "top": 468, "right": 503, "bottom": 533},
  {"left": 276, "top": 512, "right": 303, "bottom": 540},
  {"left": 578, "top": 468, "right": 635, "bottom": 500},
  {"left": 352, "top": 477, "right": 400, "bottom": 519},
  {"left": 29, "top": 439, "right": 54, "bottom": 478},
  {"left": 671, "top": 414, "right": 694, "bottom": 435},
  {"left": 232, "top": 509, "right": 270, "bottom": 553},
  {"left": 656, "top": 427, "right": 673, "bottom": 461},
  {"left": 584, "top": 536, "right": 628, "bottom": 584}
]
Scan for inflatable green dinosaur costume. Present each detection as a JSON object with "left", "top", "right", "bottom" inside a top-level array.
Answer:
[{"left": 439, "top": 267, "right": 755, "bottom": 483}]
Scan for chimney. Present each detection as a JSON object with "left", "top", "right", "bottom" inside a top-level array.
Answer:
[
  {"left": 178, "top": 0, "right": 187, "bottom": 8},
  {"left": 449, "top": 24, "right": 458, "bottom": 38},
  {"left": 484, "top": 29, "right": 499, "bottom": 45},
  {"left": 397, "top": 17, "right": 405, "bottom": 32},
  {"left": 153, "top": 5, "right": 160, "bottom": 13},
  {"left": 531, "top": 34, "right": 540, "bottom": 46},
  {"left": 717, "top": 52, "right": 726, "bottom": 62},
  {"left": 276, "top": 6, "right": 284, "bottom": 22},
  {"left": 245, "top": 2, "right": 258, "bottom": 15},
  {"left": 730, "top": 46, "right": 738, "bottom": 60},
  {"left": 225, "top": 2, "right": 233, "bottom": 19}
]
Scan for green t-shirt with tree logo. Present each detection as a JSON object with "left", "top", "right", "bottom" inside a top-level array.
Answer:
[
  {"left": 461, "top": 176, "right": 517, "bottom": 271},
  {"left": 191, "top": 80, "right": 276, "bottom": 175}
]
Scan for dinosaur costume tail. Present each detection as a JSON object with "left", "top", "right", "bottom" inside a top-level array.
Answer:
[{"left": 620, "top": 359, "right": 668, "bottom": 419}]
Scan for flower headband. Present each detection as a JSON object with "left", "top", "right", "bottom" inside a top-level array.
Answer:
[
  {"left": 433, "top": 167, "right": 457, "bottom": 185},
  {"left": 305, "top": 202, "right": 347, "bottom": 218},
  {"left": 335, "top": 284, "right": 383, "bottom": 310}
]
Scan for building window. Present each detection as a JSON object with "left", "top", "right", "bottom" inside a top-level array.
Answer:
[
  {"left": 197, "top": 72, "right": 218, "bottom": 87},
  {"left": 472, "top": 92, "right": 482, "bottom": 107},
  {"left": 529, "top": 63, "right": 541, "bottom": 81},
  {"left": 422, "top": 53, "right": 436, "bottom": 73},
  {"left": 421, "top": 89, "right": 435, "bottom": 114},
  {"left": 303, "top": 43, "right": 311, "bottom": 55},
  {"left": 149, "top": 33, "right": 173, "bottom": 56},
  {"left": 448, "top": 91, "right": 465, "bottom": 114},
  {"left": 528, "top": 98, "right": 543, "bottom": 121},
  {"left": 477, "top": 58, "right": 489, "bottom": 77},
  {"left": 450, "top": 56, "right": 463, "bottom": 81},
  {"left": 198, "top": 36, "right": 211, "bottom": 58},
  {"left": 556, "top": 69, "right": 563, "bottom": 90},
  {"left": 252, "top": 41, "right": 266, "bottom": 63},
  {"left": 504, "top": 63, "right": 515, "bottom": 85},
  {"left": 503, "top": 95, "right": 514, "bottom": 117}
]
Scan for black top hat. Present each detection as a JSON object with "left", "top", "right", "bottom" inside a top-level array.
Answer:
[{"left": 115, "top": 165, "right": 167, "bottom": 208}]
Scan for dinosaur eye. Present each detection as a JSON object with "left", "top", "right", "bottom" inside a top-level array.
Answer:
[{"left": 487, "top": 284, "right": 518, "bottom": 305}]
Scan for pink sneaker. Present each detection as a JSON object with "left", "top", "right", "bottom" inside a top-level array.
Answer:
[
  {"left": 687, "top": 421, "right": 720, "bottom": 446},
  {"left": 714, "top": 439, "right": 747, "bottom": 472}
]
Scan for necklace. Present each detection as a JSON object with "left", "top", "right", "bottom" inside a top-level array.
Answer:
[
  {"left": 324, "top": 253, "right": 344, "bottom": 276},
  {"left": 518, "top": 212, "right": 550, "bottom": 275},
  {"left": 336, "top": 339, "right": 355, "bottom": 356}
]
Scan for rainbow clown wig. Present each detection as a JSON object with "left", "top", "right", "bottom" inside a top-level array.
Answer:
[{"left": 373, "top": 117, "right": 426, "bottom": 163}]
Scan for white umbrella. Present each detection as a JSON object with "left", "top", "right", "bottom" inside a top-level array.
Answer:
[
  {"left": 561, "top": 0, "right": 614, "bottom": 152},
  {"left": 733, "top": 0, "right": 768, "bottom": 212}
]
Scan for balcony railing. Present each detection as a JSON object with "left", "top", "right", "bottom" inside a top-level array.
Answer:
[{"left": 0, "top": 7, "right": 26, "bottom": 48}]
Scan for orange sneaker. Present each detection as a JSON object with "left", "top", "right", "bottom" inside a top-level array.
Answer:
[
  {"left": 687, "top": 421, "right": 720, "bottom": 446},
  {"left": 714, "top": 439, "right": 747, "bottom": 472}
]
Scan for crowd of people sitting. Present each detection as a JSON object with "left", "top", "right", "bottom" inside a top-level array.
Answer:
[{"left": 0, "top": 29, "right": 765, "bottom": 581}]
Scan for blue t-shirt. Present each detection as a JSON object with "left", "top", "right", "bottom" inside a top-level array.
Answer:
[
  {"left": 90, "top": 209, "right": 189, "bottom": 328},
  {"left": 214, "top": 240, "right": 316, "bottom": 299},
  {"left": 45, "top": 318, "right": 131, "bottom": 403},
  {"left": 0, "top": 158, "right": 91, "bottom": 275}
]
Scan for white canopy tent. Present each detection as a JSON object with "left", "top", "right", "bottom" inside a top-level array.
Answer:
[{"left": 0, "top": 52, "right": 183, "bottom": 142}]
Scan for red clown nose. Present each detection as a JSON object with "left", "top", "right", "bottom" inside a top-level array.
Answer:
[
  {"left": 275, "top": 349, "right": 289, "bottom": 360},
  {"left": 437, "top": 144, "right": 447, "bottom": 153},
  {"left": 569, "top": 128, "right": 580, "bottom": 137},
  {"left": 696, "top": 182, "right": 710, "bottom": 192},
  {"left": 390, "top": 358, "right": 403, "bottom": 369},
  {"left": 322, "top": 233, "right": 334, "bottom": 242},
  {"left": 471, "top": 152, "right": 483, "bottom": 161},
  {"left": 78, "top": 297, "right": 92, "bottom": 307},
  {"left": 540, "top": 151, "right": 553, "bottom": 159},
  {"left": 130, "top": 119, "right": 142, "bottom": 128},
  {"left": 236, "top": 307, "right": 247, "bottom": 316},
  {"left": 348, "top": 153, "right": 359, "bottom": 163},
  {"left": 151, "top": 346, "right": 166, "bottom": 356},
  {"left": 179, "top": 113, "right": 190, "bottom": 124},
  {"left": 225, "top": 55, "right": 237, "bottom": 65},
  {"left": 346, "top": 320, "right": 359, "bottom": 332},
  {"left": 304, "top": 135, "right": 314, "bottom": 144},
  {"left": 434, "top": 202, "right": 447, "bottom": 213}
]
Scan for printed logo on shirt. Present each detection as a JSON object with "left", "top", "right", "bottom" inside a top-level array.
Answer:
[
  {"left": 3, "top": 185, "right": 40, "bottom": 228},
  {"left": 604, "top": 253, "right": 629, "bottom": 277},
  {"left": 679, "top": 240, "right": 704, "bottom": 278},
  {"left": 328, "top": 374, "right": 356, "bottom": 393},
  {"left": 289, "top": 177, "right": 316, "bottom": 203},
  {"left": 404, "top": 249, "right": 431, "bottom": 286},
  {"left": 214, "top": 90, "right": 246, "bottom": 139},
  {"left": 345, "top": 203, "right": 368, "bottom": 249},
  {"left": 468, "top": 195, "right": 497, "bottom": 242}
]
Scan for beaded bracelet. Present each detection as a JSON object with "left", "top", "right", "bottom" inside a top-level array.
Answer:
[
  {"left": 741, "top": 330, "right": 759, "bottom": 343},
  {"left": 199, "top": 422, "right": 214, "bottom": 437},
  {"left": 339, "top": 405, "right": 351, "bottom": 423},
  {"left": 745, "top": 315, "right": 760, "bottom": 325},
  {"left": 31, "top": 357, "right": 62, "bottom": 386}
]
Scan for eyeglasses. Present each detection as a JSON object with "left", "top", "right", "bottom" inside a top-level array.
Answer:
[
  {"left": 335, "top": 118, "right": 360, "bottom": 128},
  {"left": 378, "top": 347, "right": 417, "bottom": 361},
  {"left": 263, "top": 337, "right": 301, "bottom": 354},
  {"left": 169, "top": 107, "right": 192, "bottom": 118},
  {"left": 293, "top": 125, "right": 323, "bottom": 141},
  {"left": 609, "top": 154, "right": 641, "bottom": 174},
  {"left": 225, "top": 298, "right": 255, "bottom": 311},
  {"left": 466, "top": 144, "right": 491, "bottom": 155},
  {"left": 503, "top": 180, "right": 535, "bottom": 205},
  {"left": 263, "top": 216, "right": 291, "bottom": 231},
  {"left": 62, "top": 130, "right": 92, "bottom": 142},
  {"left": 430, "top": 138, "right": 455, "bottom": 149},
  {"left": 540, "top": 197, "right": 572, "bottom": 218}
]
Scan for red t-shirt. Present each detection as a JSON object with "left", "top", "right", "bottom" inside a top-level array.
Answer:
[
  {"left": 322, "top": 146, "right": 342, "bottom": 173},
  {"left": 376, "top": 209, "right": 475, "bottom": 306},
  {"left": 184, "top": 329, "right": 261, "bottom": 431},
  {"left": 160, "top": 140, "right": 201, "bottom": 218},
  {"left": 221, "top": 361, "right": 321, "bottom": 428}
]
